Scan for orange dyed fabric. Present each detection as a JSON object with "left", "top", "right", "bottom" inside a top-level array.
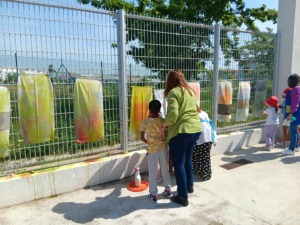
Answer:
[
  {"left": 188, "top": 82, "right": 201, "bottom": 107},
  {"left": 217, "top": 81, "right": 232, "bottom": 122},
  {"left": 129, "top": 86, "right": 153, "bottom": 141},
  {"left": 74, "top": 79, "right": 104, "bottom": 143}
]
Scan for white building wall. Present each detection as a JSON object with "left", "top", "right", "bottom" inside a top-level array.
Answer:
[{"left": 277, "top": 0, "right": 300, "bottom": 96}]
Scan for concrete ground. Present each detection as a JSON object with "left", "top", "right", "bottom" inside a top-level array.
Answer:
[{"left": 1, "top": 143, "right": 300, "bottom": 225}]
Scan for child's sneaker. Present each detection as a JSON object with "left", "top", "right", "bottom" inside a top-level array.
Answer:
[
  {"left": 264, "top": 145, "right": 272, "bottom": 151},
  {"left": 148, "top": 194, "right": 158, "bottom": 203},
  {"left": 162, "top": 188, "right": 173, "bottom": 198},
  {"left": 281, "top": 148, "right": 295, "bottom": 156}
]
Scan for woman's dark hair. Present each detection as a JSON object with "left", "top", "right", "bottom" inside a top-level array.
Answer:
[
  {"left": 288, "top": 74, "right": 300, "bottom": 88},
  {"left": 164, "top": 69, "right": 194, "bottom": 97},
  {"left": 149, "top": 100, "right": 161, "bottom": 114}
]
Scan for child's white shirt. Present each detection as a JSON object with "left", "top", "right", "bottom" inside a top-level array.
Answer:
[
  {"left": 265, "top": 107, "right": 279, "bottom": 125},
  {"left": 196, "top": 111, "right": 213, "bottom": 145}
]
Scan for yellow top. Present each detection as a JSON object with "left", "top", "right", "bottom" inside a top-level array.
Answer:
[{"left": 141, "top": 116, "right": 167, "bottom": 153}]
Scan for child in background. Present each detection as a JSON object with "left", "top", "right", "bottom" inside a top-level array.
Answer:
[
  {"left": 282, "top": 74, "right": 300, "bottom": 155},
  {"left": 280, "top": 87, "right": 293, "bottom": 146},
  {"left": 192, "top": 107, "right": 217, "bottom": 181},
  {"left": 140, "top": 100, "right": 172, "bottom": 203},
  {"left": 263, "top": 96, "right": 280, "bottom": 151}
]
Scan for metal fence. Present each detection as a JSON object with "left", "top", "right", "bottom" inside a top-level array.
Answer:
[{"left": 0, "top": 0, "right": 277, "bottom": 175}]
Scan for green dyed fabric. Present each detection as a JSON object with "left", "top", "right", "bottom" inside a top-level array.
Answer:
[{"left": 0, "top": 87, "right": 10, "bottom": 158}]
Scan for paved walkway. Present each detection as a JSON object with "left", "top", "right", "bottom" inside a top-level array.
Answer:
[{"left": 1, "top": 144, "right": 300, "bottom": 225}]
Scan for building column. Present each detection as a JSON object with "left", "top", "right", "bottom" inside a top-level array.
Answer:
[{"left": 277, "top": 0, "right": 300, "bottom": 95}]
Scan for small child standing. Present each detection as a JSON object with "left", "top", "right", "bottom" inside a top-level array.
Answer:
[
  {"left": 263, "top": 96, "right": 280, "bottom": 151},
  {"left": 192, "top": 107, "right": 217, "bottom": 181},
  {"left": 140, "top": 100, "right": 172, "bottom": 203}
]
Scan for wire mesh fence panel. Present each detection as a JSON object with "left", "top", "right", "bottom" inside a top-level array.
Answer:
[
  {"left": 216, "top": 28, "right": 276, "bottom": 134},
  {"left": 0, "top": 0, "right": 122, "bottom": 175},
  {"left": 125, "top": 14, "right": 215, "bottom": 150},
  {"left": 0, "top": 0, "right": 277, "bottom": 175}
]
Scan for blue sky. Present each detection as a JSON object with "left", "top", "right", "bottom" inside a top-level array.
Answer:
[
  {"left": 0, "top": 0, "right": 279, "bottom": 73},
  {"left": 244, "top": 0, "right": 279, "bottom": 31},
  {"left": 44, "top": 0, "right": 279, "bottom": 31}
]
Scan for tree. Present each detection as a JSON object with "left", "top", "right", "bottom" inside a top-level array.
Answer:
[
  {"left": 238, "top": 28, "right": 276, "bottom": 81},
  {"left": 77, "top": 0, "right": 277, "bottom": 80}
]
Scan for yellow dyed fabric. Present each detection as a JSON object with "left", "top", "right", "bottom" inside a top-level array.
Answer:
[
  {"left": 0, "top": 87, "right": 10, "bottom": 158},
  {"left": 129, "top": 86, "right": 153, "bottom": 141},
  {"left": 74, "top": 79, "right": 104, "bottom": 143},
  {"left": 18, "top": 74, "right": 55, "bottom": 144}
]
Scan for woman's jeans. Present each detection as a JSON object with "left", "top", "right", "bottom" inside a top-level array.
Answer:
[
  {"left": 289, "top": 122, "right": 299, "bottom": 151},
  {"left": 169, "top": 132, "right": 201, "bottom": 199}
]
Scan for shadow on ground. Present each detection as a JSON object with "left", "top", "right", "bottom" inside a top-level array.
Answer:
[
  {"left": 220, "top": 146, "right": 289, "bottom": 164},
  {"left": 52, "top": 179, "right": 179, "bottom": 224}
]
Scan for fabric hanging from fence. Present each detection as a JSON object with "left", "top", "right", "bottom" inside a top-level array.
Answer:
[
  {"left": 217, "top": 81, "right": 232, "bottom": 122},
  {"left": 236, "top": 81, "right": 251, "bottom": 122},
  {"left": 153, "top": 89, "right": 167, "bottom": 118},
  {"left": 253, "top": 79, "right": 267, "bottom": 116},
  {"left": 0, "top": 87, "right": 10, "bottom": 158},
  {"left": 18, "top": 74, "right": 55, "bottom": 144},
  {"left": 188, "top": 82, "right": 201, "bottom": 107},
  {"left": 74, "top": 79, "right": 104, "bottom": 143},
  {"left": 130, "top": 86, "right": 153, "bottom": 141}
]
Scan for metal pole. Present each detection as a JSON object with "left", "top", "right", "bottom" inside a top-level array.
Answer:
[
  {"left": 212, "top": 24, "right": 221, "bottom": 128},
  {"left": 15, "top": 52, "right": 18, "bottom": 74},
  {"left": 117, "top": 9, "right": 128, "bottom": 153},
  {"left": 129, "top": 63, "right": 132, "bottom": 82},
  {"left": 101, "top": 61, "right": 103, "bottom": 82},
  {"left": 273, "top": 33, "right": 280, "bottom": 96}
]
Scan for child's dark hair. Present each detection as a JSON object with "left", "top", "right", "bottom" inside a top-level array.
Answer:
[
  {"left": 288, "top": 74, "right": 300, "bottom": 88},
  {"left": 149, "top": 100, "right": 161, "bottom": 114}
]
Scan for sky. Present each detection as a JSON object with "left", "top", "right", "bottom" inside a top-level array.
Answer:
[
  {"left": 27, "top": 0, "right": 279, "bottom": 32},
  {"left": 244, "top": 0, "right": 279, "bottom": 32},
  {"left": 0, "top": 0, "right": 279, "bottom": 74}
]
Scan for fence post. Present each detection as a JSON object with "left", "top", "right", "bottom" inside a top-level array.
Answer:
[
  {"left": 117, "top": 9, "right": 128, "bottom": 153},
  {"left": 273, "top": 33, "right": 280, "bottom": 96},
  {"left": 212, "top": 24, "right": 220, "bottom": 128}
]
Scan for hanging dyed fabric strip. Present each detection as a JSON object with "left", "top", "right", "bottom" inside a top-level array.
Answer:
[
  {"left": 0, "top": 87, "right": 10, "bottom": 158},
  {"left": 236, "top": 81, "right": 251, "bottom": 121},
  {"left": 253, "top": 79, "right": 267, "bottom": 116},
  {"left": 218, "top": 81, "right": 232, "bottom": 122},
  {"left": 129, "top": 86, "right": 153, "bottom": 141},
  {"left": 74, "top": 79, "right": 104, "bottom": 143},
  {"left": 18, "top": 74, "right": 55, "bottom": 144},
  {"left": 188, "top": 82, "right": 201, "bottom": 107},
  {"left": 153, "top": 89, "right": 167, "bottom": 118}
]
